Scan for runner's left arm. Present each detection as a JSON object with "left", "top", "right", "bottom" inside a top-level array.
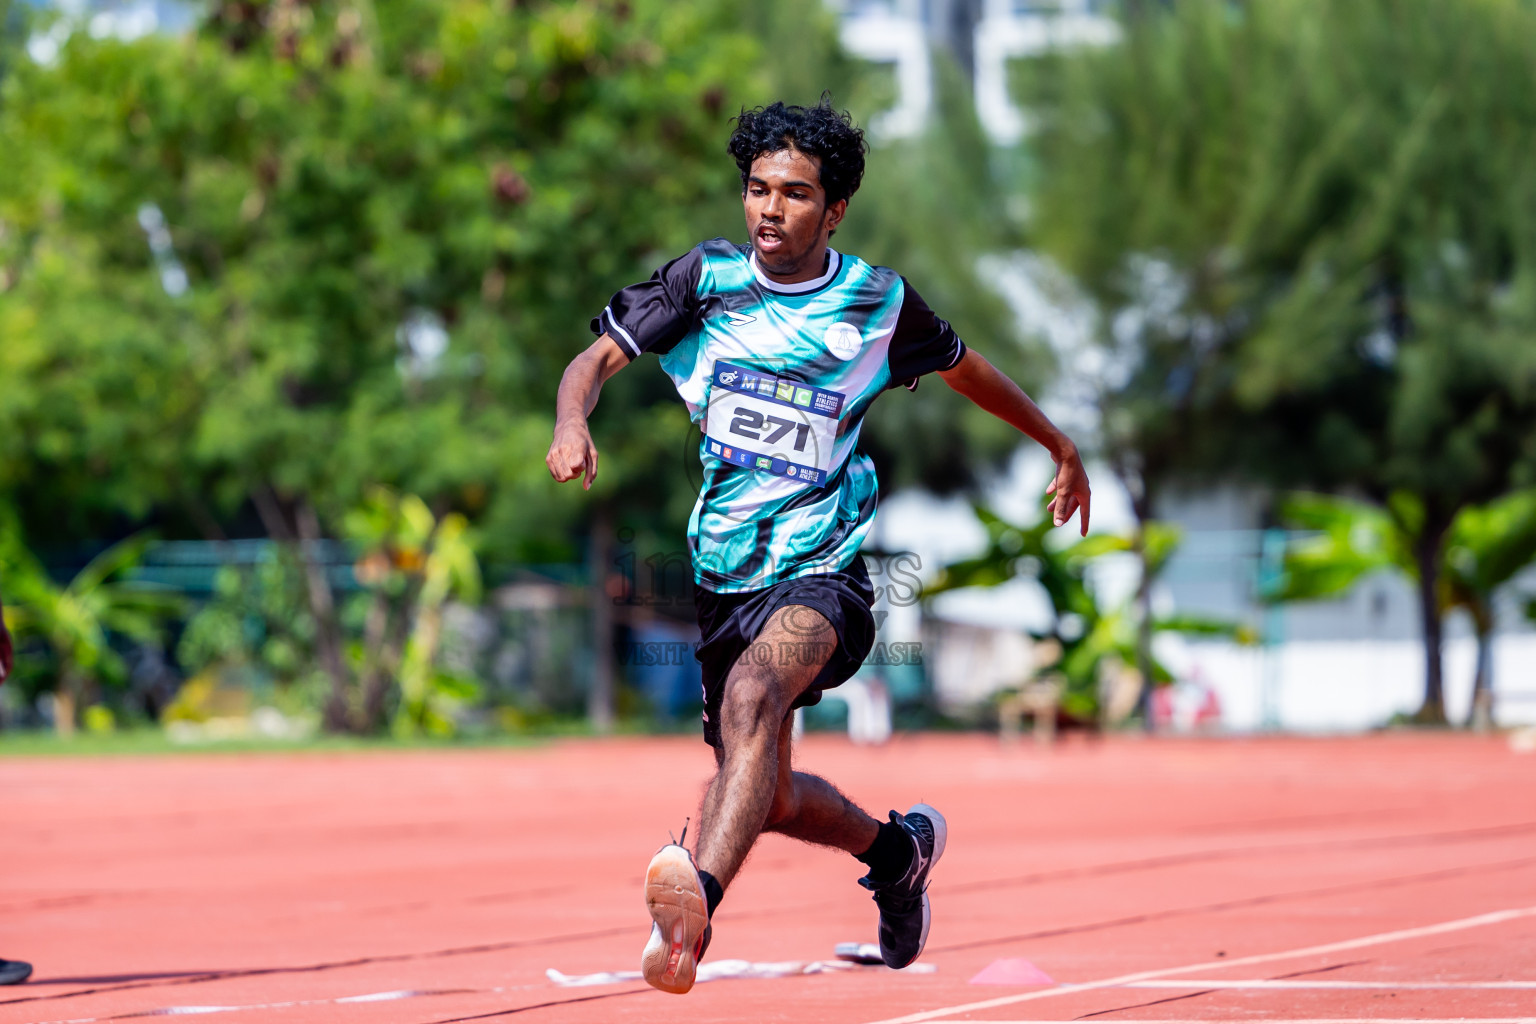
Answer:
[
  {"left": 886, "top": 277, "right": 1090, "bottom": 534},
  {"left": 938, "top": 349, "right": 1091, "bottom": 534}
]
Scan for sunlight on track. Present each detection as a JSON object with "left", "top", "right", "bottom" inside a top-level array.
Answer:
[
  {"left": 862, "top": 905, "right": 1536, "bottom": 1024},
  {"left": 9, "top": 736, "right": 1536, "bottom": 1024},
  {"left": 1125, "top": 980, "right": 1536, "bottom": 990}
]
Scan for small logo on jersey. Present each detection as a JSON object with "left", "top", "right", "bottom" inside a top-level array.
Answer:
[
  {"left": 719, "top": 369, "right": 739, "bottom": 386},
  {"left": 709, "top": 442, "right": 722, "bottom": 455},
  {"left": 775, "top": 381, "right": 795, "bottom": 401},
  {"left": 756, "top": 379, "right": 776, "bottom": 396},
  {"left": 723, "top": 447, "right": 733, "bottom": 458},
  {"left": 793, "top": 387, "right": 813, "bottom": 407},
  {"left": 755, "top": 456, "right": 771, "bottom": 469},
  {"left": 824, "top": 321, "right": 863, "bottom": 361},
  {"left": 723, "top": 311, "right": 757, "bottom": 327}
]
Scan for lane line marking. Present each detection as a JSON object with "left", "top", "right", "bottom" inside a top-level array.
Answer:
[
  {"left": 943, "top": 819, "right": 1536, "bottom": 897},
  {"left": 25, "top": 988, "right": 490, "bottom": 1024},
  {"left": 1, "top": 925, "right": 637, "bottom": 1009},
  {"left": 861, "top": 904, "right": 1536, "bottom": 1024},
  {"left": 1125, "top": 979, "right": 1536, "bottom": 990},
  {"left": 929, "top": 854, "right": 1536, "bottom": 956}
]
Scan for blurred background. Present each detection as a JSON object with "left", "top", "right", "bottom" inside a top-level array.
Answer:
[{"left": 2, "top": 0, "right": 1535, "bottom": 749}]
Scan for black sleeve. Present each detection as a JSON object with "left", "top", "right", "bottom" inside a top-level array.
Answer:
[
  {"left": 887, "top": 278, "right": 967, "bottom": 391},
  {"left": 589, "top": 247, "right": 703, "bottom": 360}
]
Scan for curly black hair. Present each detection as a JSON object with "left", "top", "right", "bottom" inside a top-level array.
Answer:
[{"left": 727, "top": 97, "right": 868, "bottom": 206}]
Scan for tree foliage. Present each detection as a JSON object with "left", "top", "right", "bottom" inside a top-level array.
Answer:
[
  {"left": 1, "top": 0, "right": 777, "bottom": 558},
  {"left": 1025, "top": 0, "right": 1536, "bottom": 721},
  {"left": 0, "top": 0, "right": 777, "bottom": 728},
  {"left": 0, "top": 0, "right": 1041, "bottom": 730},
  {"left": 0, "top": 514, "right": 182, "bottom": 733},
  {"left": 926, "top": 500, "right": 1251, "bottom": 721},
  {"left": 1275, "top": 489, "right": 1536, "bottom": 725}
]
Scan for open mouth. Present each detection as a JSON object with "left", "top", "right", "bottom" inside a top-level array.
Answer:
[{"left": 755, "top": 225, "right": 784, "bottom": 253}]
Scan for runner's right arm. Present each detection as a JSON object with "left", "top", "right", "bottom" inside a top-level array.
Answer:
[
  {"left": 546, "top": 334, "right": 630, "bottom": 489},
  {"left": 550, "top": 247, "right": 705, "bottom": 489}
]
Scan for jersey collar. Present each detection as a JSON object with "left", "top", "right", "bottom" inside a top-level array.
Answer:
[{"left": 749, "top": 248, "right": 842, "bottom": 295}]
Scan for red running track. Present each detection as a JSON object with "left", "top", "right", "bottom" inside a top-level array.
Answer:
[{"left": 2, "top": 733, "right": 1534, "bottom": 1024}]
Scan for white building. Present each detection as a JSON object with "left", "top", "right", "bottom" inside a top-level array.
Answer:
[{"left": 831, "top": 0, "right": 1118, "bottom": 143}]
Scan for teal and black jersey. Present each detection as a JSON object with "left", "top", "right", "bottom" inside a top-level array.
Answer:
[{"left": 593, "top": 238, "right": 966, "bottom": 594}]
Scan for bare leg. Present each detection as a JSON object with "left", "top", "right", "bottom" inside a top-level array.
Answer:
[
  {"left": 762, "top": 712, "right": 880, "bottom": 852},
  {"left": 695, "top": 605, "right": 879, "bottom": 889}
]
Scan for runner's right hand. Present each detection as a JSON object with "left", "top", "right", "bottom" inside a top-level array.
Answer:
[{"left": 547, "top": 421, "right": 600, "bottom": 490}]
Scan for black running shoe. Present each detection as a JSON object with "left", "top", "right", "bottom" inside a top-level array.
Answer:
[
  {"left": 0, "top": 959, "right": 32, "bottom": 986},
  {"left": 859, "top": 803, "right": 946, "bottom": 969}
]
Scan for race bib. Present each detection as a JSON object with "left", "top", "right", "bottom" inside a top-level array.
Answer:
[{"left": 704, "top": 361, "right": 845, "bottom": 486}]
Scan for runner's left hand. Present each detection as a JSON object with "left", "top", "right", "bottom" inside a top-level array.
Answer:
[{"left": 1046, "top": 446, "right": 1091, "bottom": 536}]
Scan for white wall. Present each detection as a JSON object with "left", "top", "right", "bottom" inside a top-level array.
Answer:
[
  {"left": 1160, "top": 634, "right": 1536, "bottom": 731},
  {"left": 877, "top": 453, "right": 1536, "bottom": 732}
]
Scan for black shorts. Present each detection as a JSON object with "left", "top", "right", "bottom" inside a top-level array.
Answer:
[{"left": 692, "top": 558, "right": 877, "bottom": 748}]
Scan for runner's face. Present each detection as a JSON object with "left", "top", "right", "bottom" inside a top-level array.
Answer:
[{"left": 743, "top": 147, "right": 846, "bottom": 281}]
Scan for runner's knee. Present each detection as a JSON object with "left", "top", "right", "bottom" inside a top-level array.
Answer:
[{"left": 719, "top": 671, "right": 788, "bottom": 743}]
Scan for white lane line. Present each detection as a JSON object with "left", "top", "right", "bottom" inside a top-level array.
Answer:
[
  {"left": 1126, "top": 979, "right": 1536, "bottom": 990},
  {"left": 860, "top": 904, "right": 1536, "bottom": 1024},
  {"left": 334, "top": 990, "right": 425, "bottom": 1003},
  {"left": 548, "top": 957, "right": 930, "bottom": 987},
  {"left": 26, "top": 988, "right": 485, "bottom": 1024}
]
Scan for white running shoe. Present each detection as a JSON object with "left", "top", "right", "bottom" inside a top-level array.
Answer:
[{"left": 641, "top": 843, "right": 711, "bottom": 994}]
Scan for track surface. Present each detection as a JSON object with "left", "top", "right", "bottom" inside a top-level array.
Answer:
[{"left": 2, "top": 733, "right": 1534, "bottom": 1024}]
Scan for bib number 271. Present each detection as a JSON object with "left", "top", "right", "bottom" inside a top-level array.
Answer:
[{"left": 728, "top": 407, "right": 811, "bottom": 452}]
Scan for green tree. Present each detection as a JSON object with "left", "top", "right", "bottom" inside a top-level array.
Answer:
[
  {"left": 0, "top": 0, "right": 1051, "bottom": 730},
  {"left": 1026, "top": 0, "right": 1536, "bottom": 722},
  {"left": 1444, "top": 491, "right": 1536, "bottom": 727},
  {"left": 0, "top": 519, "right": 182, "bottom": 734},
  {"left": 0, "top": 0, "right": 775, "bottom": 728},
  {"left": 343, "top": 486, "right": 481, "bottom": 734},
  {"left": 386, "top": 499, "right": 482, "bottom": 737},
  {"left": 0, "top": 0, "right": 29, "bottom": 91},
  {"left": 176, "top": 551, "right": 320, "bottom": 696},
  {"left": 1275, "top": 490, "right": 1536, "bottom": 728},
  {"left": 926, "top": 500, "right": 1249, "bottom": 722}
]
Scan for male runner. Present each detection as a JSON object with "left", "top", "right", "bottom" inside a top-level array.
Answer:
[
  {"left": 546, "top": 98, "right": 1090, "bottom": 994},
  {"left": 0, "top": 592, "right": 35, "bottom": 986}
]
